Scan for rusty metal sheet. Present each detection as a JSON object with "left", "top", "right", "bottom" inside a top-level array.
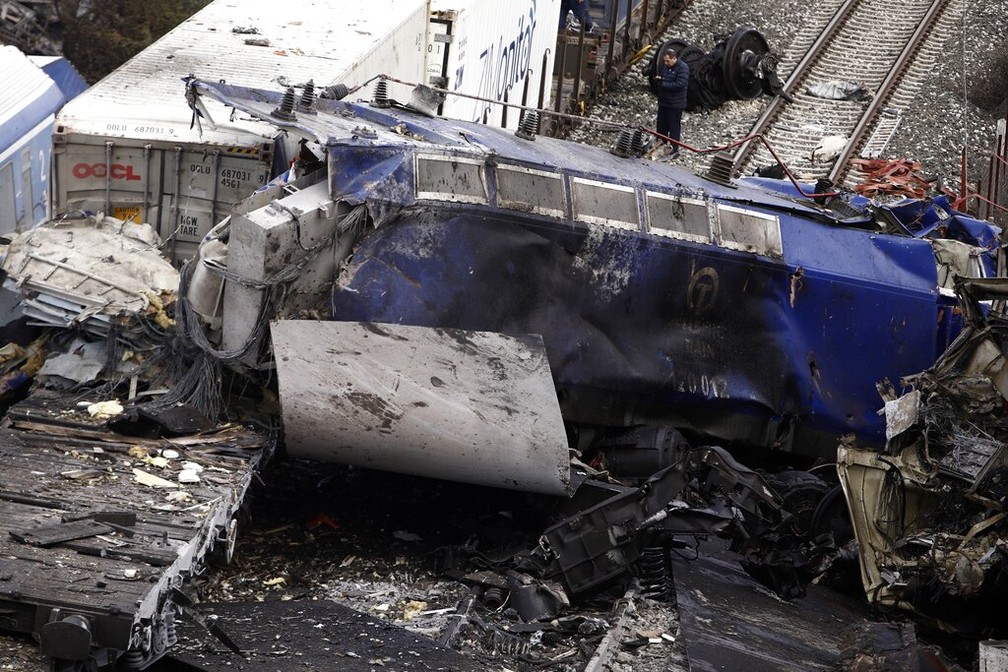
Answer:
[{"left": 271, "top": 320, "right": 571, "bottom": 495}]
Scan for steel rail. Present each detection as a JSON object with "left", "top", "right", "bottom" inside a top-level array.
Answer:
[
  {"left": 730, "top": 0, "right": 862, "bottom": 172},
  {"left": 827, "top": 0, "right": 952, "bottom": 184},
  {"left": 733, "top": 0, "right": 952, "bottom": 181}
]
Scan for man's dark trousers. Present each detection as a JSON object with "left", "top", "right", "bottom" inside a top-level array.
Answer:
[{"left": 657, "top": 105, "right": 682, "bottom": 147}]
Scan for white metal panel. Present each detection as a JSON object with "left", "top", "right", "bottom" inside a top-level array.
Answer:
[
  {"left": 272, "top": 320, "right": 572, "bottom": 495},
  {"left": 0, "top": 46, "right": 60, "bottom": 130},
  {"left": 55, "top": 0, "right": 429, "bottom": 145},
  {"left": 428, "top": 0, "right": 561, "bottom": 130}
]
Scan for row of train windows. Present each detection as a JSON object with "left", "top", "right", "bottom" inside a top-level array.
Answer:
[{"left": 414, "top": 155, "right": 783, "bottom": 257}]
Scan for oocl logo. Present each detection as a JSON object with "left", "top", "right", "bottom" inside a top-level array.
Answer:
[{"left": 72, "top": 163, "right": 141, "bottom": 181}]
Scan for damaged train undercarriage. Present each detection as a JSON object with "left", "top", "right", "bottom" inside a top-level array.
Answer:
[{"left": 1, "top": 73, "right": 1007, "bottom": 668}]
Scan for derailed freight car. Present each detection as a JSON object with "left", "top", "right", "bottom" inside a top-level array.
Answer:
[
  {"left": 178, "top": 78, "right": 1001, "bottom": 495},
  {"left": 51, "top": 0, "right": 567, "bottom": 266},
  {"left": 51, "top": 0, "right": 429, "bottom": 263}
]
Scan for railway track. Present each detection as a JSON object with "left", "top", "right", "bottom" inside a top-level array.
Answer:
[{"left": 732, "top": 0, "right": 958, "bottom": 183}]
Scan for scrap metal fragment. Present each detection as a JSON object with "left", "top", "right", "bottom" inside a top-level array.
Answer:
[
  {"left": 271, "top": 320, "right": 571, "bottom": 495},
  {"left": 839, "top": 278, "right": 1008, "bottom": 630},
  {"left": 505, "top": 571, "right": 569, "bottom": 622},
  {"left": 438, "top": 595, "right": 530, "bottom": 657},
  {"left": 884, "top": 389, "right": 919, "bottom": 440},
  {"left": 536, "top": 445, "right": 814, "bottom": 599}
]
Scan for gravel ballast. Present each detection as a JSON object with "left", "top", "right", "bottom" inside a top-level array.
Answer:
[{"left": 568, "top": 0, "right": 1007, "bottom": 199}]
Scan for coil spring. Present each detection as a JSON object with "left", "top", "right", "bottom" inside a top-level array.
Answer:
[
  {"left": 487, "top": 628, "right": 529, "bottom": 656},
  {"left": 637, "top": 546, "right": 672, "bottom": 601}
]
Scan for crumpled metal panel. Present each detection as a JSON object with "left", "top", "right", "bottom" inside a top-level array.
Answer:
[
  {"left": 838, "top": 279, "right": 1008, "bottom": 633},
  {"left": 271, "top": 320, "right": 571, "bottom": 495},
  {"left": 184, "top": 78, "right": 998, "bottom": 456},
  {"left": 330, "top": 195, "right": 952, "bottom": 456},
  {"left": 1, "top": 214, "right": 179, "bottom": 323}
]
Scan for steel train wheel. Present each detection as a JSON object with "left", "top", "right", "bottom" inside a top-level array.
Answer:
[{"left": 722, "top": 26, "right": 771, "bottom": 100}]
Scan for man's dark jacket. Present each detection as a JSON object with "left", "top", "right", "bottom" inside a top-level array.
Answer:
[{"left": 657, "top": 60, "right": 689, "bottom": 109}]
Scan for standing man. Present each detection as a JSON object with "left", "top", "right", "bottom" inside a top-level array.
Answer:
[{"left": 653, "top": 49, "right": 689, "bottom": 154}]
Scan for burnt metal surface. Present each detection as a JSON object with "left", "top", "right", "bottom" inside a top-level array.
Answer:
[
  {"left": 672, "top": 538, "right": 869, "bottom": 671},
  {"left": 271, "top": 320, "right": 571, "bottom": 495},
  {"left": 152, "top": 599, "right": 485, "bottom": 671},
  {"left": 0, "top": 392, "right": 270, "bottom": 668}
]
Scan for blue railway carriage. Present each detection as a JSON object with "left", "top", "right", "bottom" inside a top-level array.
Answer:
[
  {"left": 0, "top": 46, "right": 63, "bottom": 236},
  {"left": 187, "top": 79, "right": 1000, "bottom": 463},
  {"left": 0, "top": 46, "right": 85, "bottom": 237}
]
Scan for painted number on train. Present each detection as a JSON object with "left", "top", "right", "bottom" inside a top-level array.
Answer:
[{"left": 72, "top": 163, "right": 141, "bottom": 181}]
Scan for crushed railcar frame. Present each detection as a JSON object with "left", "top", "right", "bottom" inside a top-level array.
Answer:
[{"left": 0, "top": 393, "right": 271, "bottom": 670}]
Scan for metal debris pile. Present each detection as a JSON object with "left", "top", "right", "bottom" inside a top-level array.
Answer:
[
  {"left": 838, "top": 277, "right": 1008, "bottom": 635},
  {"left": 1, "top": 213, "right": 178, "bottom": 349},
  {"left": 849, "top": 158, "right": 940, "bottom": 198},
  {"left": 185, "top": 461, "right": 691, "bottom": 672}
]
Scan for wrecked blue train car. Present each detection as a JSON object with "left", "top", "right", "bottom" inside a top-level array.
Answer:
[
  {"left": 180, "top": 78, "right": 1000, "bottom": 491},
  {"left": 0, "top": 45, "right": 86, "bottom": 237}
]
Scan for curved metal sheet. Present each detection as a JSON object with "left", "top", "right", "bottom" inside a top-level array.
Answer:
[{"left": 271, "top": 320, "right": 571, "bottom": 495}]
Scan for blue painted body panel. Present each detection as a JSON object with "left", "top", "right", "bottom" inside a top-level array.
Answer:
[
  {"left": 0, "top": 129, "right": 57, "bottom": 233},
  {"left": 324, "top": 115, "right": 996, "bottom": 455},
  {"left": 28, "top": 56, "right": 89, "bottom": 101},
  {"left": 0, "top": 82, "right": 62, "bottom": 155},
  {"left": 1, "top": 48, "right": 87, "bottom": 234},
  {"left": 187, "top": 80, "right": 1001, "bottom": 456}
]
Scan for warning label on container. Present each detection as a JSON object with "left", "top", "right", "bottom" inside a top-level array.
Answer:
[{"left": 113, "top": 206, "right": 142, "bottom": 223}]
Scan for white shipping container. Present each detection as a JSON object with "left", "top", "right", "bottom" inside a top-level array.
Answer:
[
  {"left": 427, "top": 0, "right": 562, "bottom": 131},
  {"left": 53, "top": 0, "right": 428, "bottom": 262}
]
